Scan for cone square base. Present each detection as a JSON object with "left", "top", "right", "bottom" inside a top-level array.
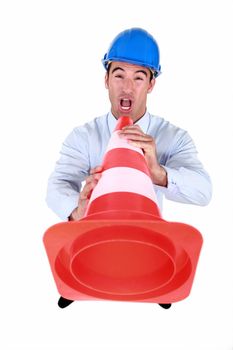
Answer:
[{"left": 43, "top": 218, "right": 202, "bottom": 303}]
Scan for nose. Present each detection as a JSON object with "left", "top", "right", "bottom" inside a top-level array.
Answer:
[{"left": 122, "top": 78, "right": 134, "bottom": 94}]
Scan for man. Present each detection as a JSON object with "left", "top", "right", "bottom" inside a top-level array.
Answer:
[
  {"left": 46, "top": 27, "right": 212, "bottom": 221},
  {"left": 46, "top": 28, "right": 212, "bottom": 308}
]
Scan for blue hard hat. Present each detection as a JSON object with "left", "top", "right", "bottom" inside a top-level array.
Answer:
[{"left": 102, "top": 28, "right": 161, "bottom": 78}]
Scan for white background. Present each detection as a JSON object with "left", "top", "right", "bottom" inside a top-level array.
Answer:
[{"left": 0, "top": 0, "right": 233, "bottom": 349}]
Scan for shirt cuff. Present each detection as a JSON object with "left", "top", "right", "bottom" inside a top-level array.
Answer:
[
  {"left": 47, "top": 193, "right": 80, "bottom": 221},
  {"left": 154, "top": 166, "right": 181, "bottom": 196}
]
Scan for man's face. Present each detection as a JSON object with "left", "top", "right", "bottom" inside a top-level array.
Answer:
[{"left": 105, "top": 61, "right": 155, "bottom": 122}]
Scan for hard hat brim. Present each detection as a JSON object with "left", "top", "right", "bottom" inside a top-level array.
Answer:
[{"left": 102, "top": 57, "right": 161, "bottom": 78}]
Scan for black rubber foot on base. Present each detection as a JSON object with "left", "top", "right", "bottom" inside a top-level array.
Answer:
[
  {"left": 159, "top": 303, "right": 172, "bottom": 309},
  {"left": 58, "top": 297, "right": 74, "bottom": 309}
]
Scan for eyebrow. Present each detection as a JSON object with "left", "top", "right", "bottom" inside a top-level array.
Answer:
[
  {"left": 135, "top": 70, "right": 148, "bottom": 77},
  {"left": 111, "top": 67, "right": 148, "bottom": 77}
]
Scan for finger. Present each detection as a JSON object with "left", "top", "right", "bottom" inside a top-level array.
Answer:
[
  {"left": 122, "top": 125, "right": 141, "bottom": 131},
  {"left": 120, "top": 126, "right": 143, "bottom": 135},
  {"left": 80, "top": 179, "right": 98, "bottom": 199},
  {"left": 90, "top": 165, "right": 103, "bottom": 174},
  {"left": 119, "top": 131, "right": 144, "bottom": 139},
  {"left": 85, "top": 172, "right": 102, "bottom": 184},
  {"left": 120, "top": 133, "right": 153, "bottom": 142},
  {"left": 127, "top": 140, "right": 155, "bottom": 150}
]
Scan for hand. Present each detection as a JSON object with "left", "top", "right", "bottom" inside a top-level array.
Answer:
[
  {"left": 69, "top": 166, "right": 103, "bottom": 220},
  {"left": 119, "top": 125, "right": 167, "bottom": 187}
]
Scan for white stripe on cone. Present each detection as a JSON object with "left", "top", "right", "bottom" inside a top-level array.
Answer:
[{"left": 89, "top": 167, "right": 158, "bottom": 204}]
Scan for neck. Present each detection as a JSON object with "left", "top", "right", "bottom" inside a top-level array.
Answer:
[{"left": 111, "top": 110, "right": 147, "bottom": 123}]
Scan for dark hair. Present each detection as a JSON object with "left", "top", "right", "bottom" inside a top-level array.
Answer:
[
  {"left": 107, "top": 62, "right": 154, "bottom": 82},
  {"left": 107, "top": 63, "right": 112, "bottom": 76}
]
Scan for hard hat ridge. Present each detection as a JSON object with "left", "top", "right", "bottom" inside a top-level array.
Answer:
[{"left": 102, "top": 27, "right": 161, "bottom": 78}]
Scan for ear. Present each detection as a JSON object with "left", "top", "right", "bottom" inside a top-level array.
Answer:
[
  {"left": 147, "top": 78, "right": 156, "bottom": 94},
  {"left": 105, "top": 73, "right": 109, "bottom": 89}
]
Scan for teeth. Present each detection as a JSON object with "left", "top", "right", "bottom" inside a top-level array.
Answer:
[{"left": 120, "top": 98, "right": 131, "bottom": 110}]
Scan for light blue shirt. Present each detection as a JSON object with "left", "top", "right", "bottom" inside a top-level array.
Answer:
[{"left": 46, "top": 111, "right": 212, "bottom": 220}]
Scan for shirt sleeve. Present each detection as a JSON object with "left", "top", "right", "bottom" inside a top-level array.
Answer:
[
  {"left": 155, "top": 130, "right": 212, "bottom": 206},
  {"left": 46, "top": 128, "right": 90, "bottom": 220}
]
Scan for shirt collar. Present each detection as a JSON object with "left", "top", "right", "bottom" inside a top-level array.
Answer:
[{"left": 107, "top": 110, "right": 151, "bottom": 135}]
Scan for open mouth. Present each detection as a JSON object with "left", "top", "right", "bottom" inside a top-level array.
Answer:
[{"left": 120, "top": 98, "right": 132, "bottom": 111}]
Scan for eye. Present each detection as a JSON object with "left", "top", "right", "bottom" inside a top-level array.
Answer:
[
  {"left": 135, "top": 76, "right": 144, "bottom": 81},
  {"left": 115, "top": 74, "right": 123, "bottom": 79}
]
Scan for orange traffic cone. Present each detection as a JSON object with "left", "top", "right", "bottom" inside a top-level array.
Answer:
[{"left": 43, "top": 116, "right": 203, "bottom": 303}]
